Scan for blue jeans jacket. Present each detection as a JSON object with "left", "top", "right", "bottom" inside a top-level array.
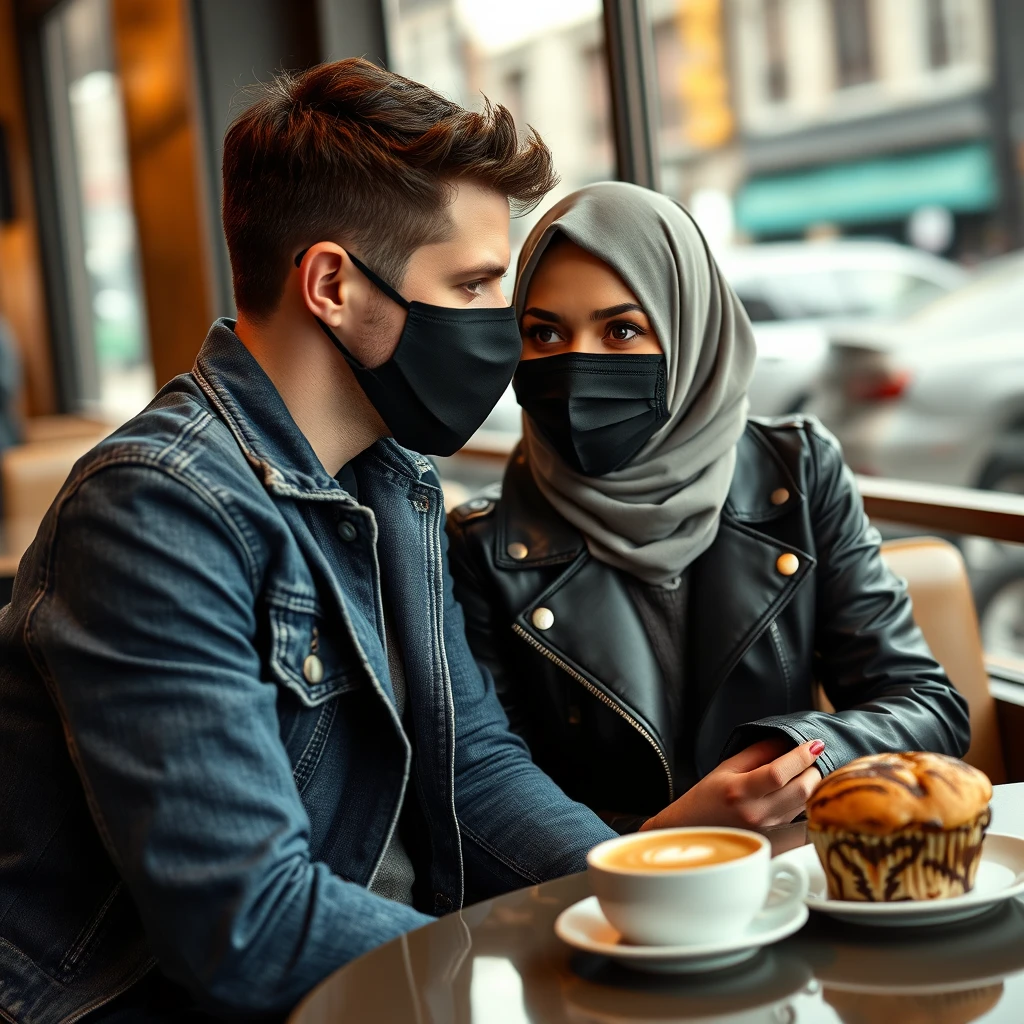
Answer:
[{"left": 0, "top": 321, "right": 613, "bottom": 1023}]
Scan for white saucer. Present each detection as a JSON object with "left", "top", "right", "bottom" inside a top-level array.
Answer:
[
  {"left": 554, "top": 896, "right": 808, "bottom": 974},
  {"left": 775, "top": 832, "right": 1024, "bottom": 927}
]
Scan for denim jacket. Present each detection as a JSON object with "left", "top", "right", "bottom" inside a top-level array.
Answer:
[{"left": 0, "top": 321, "right": 612, "bottom": 1024}]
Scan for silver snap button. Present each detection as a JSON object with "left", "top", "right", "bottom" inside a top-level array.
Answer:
[
  {"left": 468, "top": 498, "right": 489, "bottom": 511},
  {"left": 771, "top": 488, "right": 791, "bottom": 506},
  {"left": 507, "top": 542, "right": 529, "bottom": 561},
  {"left": 303, "top": 654, "right": 325, "bottom": 684},
  {"left": 532, "top": 607, "right": 554, "bottom": 630}
]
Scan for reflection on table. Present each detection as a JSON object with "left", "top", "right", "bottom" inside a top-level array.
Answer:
[{"left": 290, "top": 784, "right": 1024, "bottom": 1024}]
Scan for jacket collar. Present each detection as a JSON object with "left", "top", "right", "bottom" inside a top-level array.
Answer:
[
  {"left": 191, "top": 319, "right": 431, "bottom": 499},
  {"left": 495, "top": 422, "right": 806, "bottom": 568}
]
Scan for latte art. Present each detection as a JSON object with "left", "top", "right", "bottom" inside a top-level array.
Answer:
[{"left": 598, "top": 831, "right": 761, "bottom": 872}]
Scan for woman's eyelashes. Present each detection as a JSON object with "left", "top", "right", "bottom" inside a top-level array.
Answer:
[
  {"left": 524, "top": 323, "right": 565, "bottom": 346},
  {"left": 522, "top": 317, "right": 649, "bottom": 349},
  {"left": 604, "top": 319, "right": 647, "bottom": 344}
]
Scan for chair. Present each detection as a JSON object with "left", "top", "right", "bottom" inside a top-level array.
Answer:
[
  {"left": 814, "top": 537, "right": 1006, "bottom": 783},
  {"left": 881, "top": 537, "right": 1007, "bottom": 783},
  {"left": 1, "top": 429, "right": 108, "bottom": 580}
]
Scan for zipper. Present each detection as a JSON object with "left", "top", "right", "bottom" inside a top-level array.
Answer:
[{"left": 512, "top": 623, "right": 674, "bottom": 804}]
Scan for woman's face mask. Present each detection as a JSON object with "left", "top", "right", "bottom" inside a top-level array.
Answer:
[{"left": 512, "top": 240, "right": 669, "bottom": 476}]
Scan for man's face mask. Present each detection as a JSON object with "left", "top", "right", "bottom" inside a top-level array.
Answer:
[
  {"left": 513, "top": 352, "right": 669, "bottom": 476},
  {"left": 296, "top": 248, "right": 521, "bottom": 456}
]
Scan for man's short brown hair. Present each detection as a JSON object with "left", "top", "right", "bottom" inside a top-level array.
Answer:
[{"left": 222, "top": 58, "right": 557, "bottom": 321}]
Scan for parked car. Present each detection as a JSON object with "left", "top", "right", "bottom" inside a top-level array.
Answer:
[
  {"left": 804, "top": 248, "right": 1024, "bottom": 661},
  {"left": 720, "top": 240, "right": 968, "bottom": 415}
]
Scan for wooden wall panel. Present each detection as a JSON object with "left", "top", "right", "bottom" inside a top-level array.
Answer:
[
  {"left": 111, "top": 0, "right": 214, "bottom": 390},
  {"left": 0, "top": 0, "right": 57, "bottom": 416}
]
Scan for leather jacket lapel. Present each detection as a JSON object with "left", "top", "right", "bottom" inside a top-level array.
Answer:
[
  {"left": 689, "top": 516, "right": 815, "bottom": 767},
  {"left": 511, "top": 553, "right": 675, "bottom": 793}
]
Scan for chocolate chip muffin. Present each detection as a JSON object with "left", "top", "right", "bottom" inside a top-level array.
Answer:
[{"left": 807, "top": 752, "right": 992, "bottom": 902}]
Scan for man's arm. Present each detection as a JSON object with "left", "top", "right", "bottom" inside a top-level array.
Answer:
[
  {"left": 28, "top": 463, "right": 430, "bottom": 1015},
  {"left": 439, "top": 519, "right": 615, "bottom": 903}
]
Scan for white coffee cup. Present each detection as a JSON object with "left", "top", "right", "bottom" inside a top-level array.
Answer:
[{"left": 587, "top": 826, "right": 808, "bottom": 947}]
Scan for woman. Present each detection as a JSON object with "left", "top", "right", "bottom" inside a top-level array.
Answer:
[{"left": 447, "top": 182, "right": 969, "bottom": 834}]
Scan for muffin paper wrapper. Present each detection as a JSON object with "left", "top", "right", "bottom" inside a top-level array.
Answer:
[{"left": 809, "top": 808, "right": 991, "bottom": 902}]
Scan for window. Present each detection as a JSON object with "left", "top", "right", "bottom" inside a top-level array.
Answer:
[
  {"left": 831, "top": 0, "right": 874, "bottom": 88},
  {"left": 763, "top": 0, "right": 788, "bottom": 102},
  {"left": 502, "top": 69, "right": 525, "bottom": 126},
  {"left": 384, "top": 0, "right": 613, "bottom": 278},
  {"left": 925, "top": 0, "right": 951, "bottom": 69},
  {"left": 652, "top": 18, "right": 683, "bottom": 133},
  {"left": 42, "top": 0, "right": 152, "bottom": 421},
  {"left": 644, "top": 0, "right": 734, "bottom": 203},
  {"left": 582, "top": 44, "right": 612, "bottom": 149}
]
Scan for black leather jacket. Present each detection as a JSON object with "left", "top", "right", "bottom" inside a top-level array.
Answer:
[{"left": 446, "top": 417, "right": 970, "bottom": 821}]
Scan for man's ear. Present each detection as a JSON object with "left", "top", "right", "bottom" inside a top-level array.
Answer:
[{"left": 296, "top": 243, "right": 349, "bottom": 326}]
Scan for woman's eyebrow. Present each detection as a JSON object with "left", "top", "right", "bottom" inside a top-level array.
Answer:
[
  {"left": 590, "top": 302, "right": 644, "bottom": 321},
  {"left": 522, "top": 307, "right": 562, "bottom": 323}
]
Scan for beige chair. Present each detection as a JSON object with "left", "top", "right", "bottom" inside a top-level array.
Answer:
[
  {"left": 1, "top": 428, "right": 109, "bottom": 573},
  {"left": 815, "top": 537, "right": 1006, "bottom": 782},
  {"left": 879, "top": 537, "right": 1006, "bottom": 783}
]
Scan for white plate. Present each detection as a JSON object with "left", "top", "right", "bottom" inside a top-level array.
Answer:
[
  {"left": 554, "top": 895, "right": 808, "bottom": 974},
  {"left": 775, "top": 832, "right": 1024, "bottom": 927}
]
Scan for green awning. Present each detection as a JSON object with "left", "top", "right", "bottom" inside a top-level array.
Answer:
[{"left": 735, "top": 143, "right": 997, "bottom": 235}]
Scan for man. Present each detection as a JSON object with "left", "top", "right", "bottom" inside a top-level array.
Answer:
[{"left": 0, "top": 59, "right": 615, "bottom": 1023}]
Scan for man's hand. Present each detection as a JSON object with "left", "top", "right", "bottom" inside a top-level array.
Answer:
[{"left": 640, "top": 737, "right": 825, "bottom": 832}]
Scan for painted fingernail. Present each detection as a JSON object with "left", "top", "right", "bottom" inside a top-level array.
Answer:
[{"left": 809, "top": 740, "right": 825, "bottom": 757}]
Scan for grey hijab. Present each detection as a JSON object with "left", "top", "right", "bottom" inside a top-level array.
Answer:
[{"left": 514, "top": 181, "right": 757, "bottom": 587}]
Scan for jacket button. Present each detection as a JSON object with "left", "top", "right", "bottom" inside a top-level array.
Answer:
[
  {"left": 770, "top": 488, "right": 790, "bottom": 506},
  {"left": 532, "top": 607, "right": 554, "bottom": 630},
  {"left": 507, "top": 542, "right": 529, "bottom": 560},
  {"left": 337, "top": 520, "right": 358, "bottom": 542},
  {"left": 303, "top": 654, "right": 325, "bottom": 684},
  {"left": 776, "top": 553, "right": 800, "bottom": 576}
]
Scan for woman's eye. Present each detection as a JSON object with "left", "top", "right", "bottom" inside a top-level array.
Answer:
[
  {"left": 528, "top": 325, "right": 562, "bottom": 345},
  {"left": 607, "top": 322, "right": 643, "bottom": 342}
]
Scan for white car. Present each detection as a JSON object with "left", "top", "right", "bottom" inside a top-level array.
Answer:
[
  {"left": 804, "top": 248, "right": 1024, "bottom": 661},
  {"left": 719, "top": 241, "right": 967, "bottom": 415}
]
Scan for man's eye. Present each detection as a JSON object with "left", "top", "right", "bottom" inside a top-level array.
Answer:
[{"left": 463, "top": 280, "right": 485, "bottom": 295}]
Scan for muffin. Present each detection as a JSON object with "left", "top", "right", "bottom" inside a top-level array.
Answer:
[{"left": 807, "top": 752, "right": 992, "bottom": 902}]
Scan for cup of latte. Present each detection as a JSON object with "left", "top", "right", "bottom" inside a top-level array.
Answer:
[{"left": 587, "top": 827, "right": 808, "bottom": 947}]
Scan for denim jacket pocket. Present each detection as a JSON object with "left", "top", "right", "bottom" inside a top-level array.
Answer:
[{"left": 266, "top": 588, "right": 362, "bottom": 706}]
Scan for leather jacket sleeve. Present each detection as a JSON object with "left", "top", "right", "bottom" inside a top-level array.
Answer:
[{"left": 722, "top": 423, "right": 971, "bottom": 774}]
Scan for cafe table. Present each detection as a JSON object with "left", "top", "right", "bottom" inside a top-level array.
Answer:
[{"left": 290, "top": 782, "right": 1024, "bottom": 1023}]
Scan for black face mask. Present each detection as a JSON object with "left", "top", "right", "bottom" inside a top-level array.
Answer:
[
  {"left": 295, "top": 249, "right": 521, "bottom": 456},
  {"left": 513, "top": 352, "right": 669, "bottom": 477}
]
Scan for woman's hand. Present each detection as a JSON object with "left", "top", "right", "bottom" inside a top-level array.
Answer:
[{"left": 639, "top": 738, "right": 825, "bottom": 832}]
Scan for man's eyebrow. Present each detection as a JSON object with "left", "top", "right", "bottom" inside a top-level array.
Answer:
[
  {"left": 591, "top": 302, "right": 645, "bottom": 321},
  {"left": 451, "top": 262, "right": 508, "bottom": 280},
  {"left": 522, "top": 307, "right": 562, "bottom": 323}
]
